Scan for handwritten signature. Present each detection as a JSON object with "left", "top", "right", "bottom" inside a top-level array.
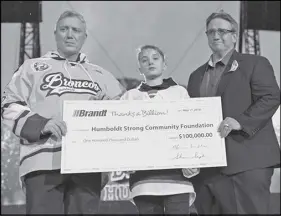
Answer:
[
  {"left": 172, "top": 152, "right": 206, "bottom": 160},
  {"left": 172, "top": 143, "right": 208, "bottom": 149}
]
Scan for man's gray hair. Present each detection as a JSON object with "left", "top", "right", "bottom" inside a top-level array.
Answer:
[
  {"left": 55, "top": 10, "right": 87, "bottom": 34},
  {"left": 206, "top": 11, "right": 238, "bottom": 34}
]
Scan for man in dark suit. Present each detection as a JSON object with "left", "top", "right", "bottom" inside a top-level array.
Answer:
[{"left": 187, "top": 11, "right": 280, "bottom": 214}]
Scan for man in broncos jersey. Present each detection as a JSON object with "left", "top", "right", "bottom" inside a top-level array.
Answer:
[{"left": 1, "top": 10, "right": 124, "bottom": 214}]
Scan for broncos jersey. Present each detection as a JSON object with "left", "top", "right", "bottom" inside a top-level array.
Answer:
[{"left": 1, "top": 51, "right": 125, "bottom": 187}]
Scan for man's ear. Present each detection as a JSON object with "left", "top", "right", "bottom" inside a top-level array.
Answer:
[
  {"left": 232, "top": 33, "right": 238, "bottom": 44},
  {"left": 163, "top": 62, "right": 167, "bottom": 71}
]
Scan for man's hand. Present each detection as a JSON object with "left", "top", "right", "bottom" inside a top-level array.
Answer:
[
  {"left": 89, "top": 91, "right": 110, "bottom": 100},
  {"left": 218, "top": 117, "right": 241, "bottom": 138},
  {"left": 182, "top": 168, "right": 200, "bottom": 178},
  {"left": 41, "top": 119, "right": 67, "bottom": 141}
]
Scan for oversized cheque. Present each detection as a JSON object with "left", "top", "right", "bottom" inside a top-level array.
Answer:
[{"left": 61, "top": 97, "right": 226, "bottom": 174}]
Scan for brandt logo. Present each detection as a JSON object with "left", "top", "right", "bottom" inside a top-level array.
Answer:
[{"left": 73, "top": 109, "right": 107, "bottom": 117}]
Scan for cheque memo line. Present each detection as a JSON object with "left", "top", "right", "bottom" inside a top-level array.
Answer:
[{"left": 92, "top": 123, "right": 214, "bottom": 132}]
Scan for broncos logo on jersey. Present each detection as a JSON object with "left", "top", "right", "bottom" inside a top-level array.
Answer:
[
  {"left": 31, "top": 62, "right": 52, "bottom": 72},
  {"left": 40, "top": 72, "right": 102, "bottom": 97}
]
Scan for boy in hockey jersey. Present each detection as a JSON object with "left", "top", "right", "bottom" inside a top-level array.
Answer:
[
  {"left": 1, "top": 10, "right": 124, "bottom": 214},
  {"left": 121, "top": 45, "right": 199, "bottom": 214}
]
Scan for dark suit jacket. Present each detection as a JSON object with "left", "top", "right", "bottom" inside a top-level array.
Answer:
[{"left": 187, "top": 50, "right": 280, "bottom": 175}]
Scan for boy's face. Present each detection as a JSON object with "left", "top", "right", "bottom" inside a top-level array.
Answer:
[{"left": 138, "top": 48, "right": 166, "bottom": 80}]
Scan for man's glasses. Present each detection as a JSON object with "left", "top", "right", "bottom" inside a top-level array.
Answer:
[{"left": 205, "top": 28, "right": 235, "bottom": 36}]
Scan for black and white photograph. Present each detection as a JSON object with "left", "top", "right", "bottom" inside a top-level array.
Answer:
[{"left": 1, "top": 1, "right": 280, "bottom": 214}]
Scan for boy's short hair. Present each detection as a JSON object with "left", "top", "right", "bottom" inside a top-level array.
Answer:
[{"left": 136, "top": 45, "right": 166, "bottom": 62}]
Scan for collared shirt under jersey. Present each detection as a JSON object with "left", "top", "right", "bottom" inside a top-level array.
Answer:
[{"left": 200, "top": 49, "right": 235, "bottom": 97}]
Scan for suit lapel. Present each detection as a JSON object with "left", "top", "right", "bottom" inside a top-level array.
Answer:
[
  {"left": 216, "top": 50, "right": 241, "bottom": 96},
  {"left": 193, "top": 63, "right": 208, "bottom": 97}
]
